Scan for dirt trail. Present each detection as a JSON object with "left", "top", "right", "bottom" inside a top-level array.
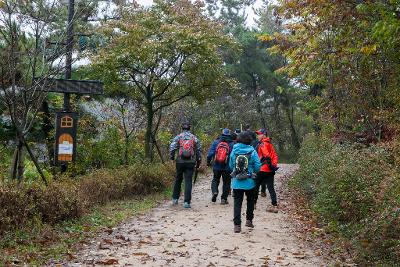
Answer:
[{"left": 62, "top": 164, "right": 326, "bottom": 266}]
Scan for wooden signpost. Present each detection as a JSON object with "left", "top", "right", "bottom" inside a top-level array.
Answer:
[
  {"left": 39, "top": 0, "right": 103, "bottom": 168},
  {"left": 55, "top": 111, "right": 78, "bottom": 164},
  {"left": 39, "top": 78, "right": 103, "bottom": 165}
]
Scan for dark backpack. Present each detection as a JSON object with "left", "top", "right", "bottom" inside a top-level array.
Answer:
[
  {"left": 215, "top": 141, "right": 230, "bottom": 164},
  {"left": 234, "top": 153, "right": 251, "bottom": 180},
  {"left": 178, "top": 135, "right": 196, "bottom": 160}
]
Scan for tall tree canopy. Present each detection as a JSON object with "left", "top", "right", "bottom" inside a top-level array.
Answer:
[
  {"left": 271, "top": 0, "right": 400, "bottom": 142},
  {"left": 90, "top": 0, "right": 237, "bottom": 160}
]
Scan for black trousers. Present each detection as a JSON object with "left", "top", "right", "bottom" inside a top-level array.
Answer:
[
  {"left": 260, "top": 182, "right": 266, "bottom": 193},
  {"left": 172, "top": 162, "right": 195, "bottom": 204},
  {"left": 233, "top": 189, "right": 255, "bottom": 225},
  {"left": 254, "top": 171, "right": 277, "bottom": 206},
  {"left": 211, "top": 169, "right": 231, "bottom": 200}
]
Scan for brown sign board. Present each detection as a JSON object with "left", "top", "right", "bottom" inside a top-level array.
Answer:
[
  {"left": 38, "top": 78, "right": 103, "bottom": 95},
  {"left": 55, "top": 112, "right": 78, "bottom": 164}
]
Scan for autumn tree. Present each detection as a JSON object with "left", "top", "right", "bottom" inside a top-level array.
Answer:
[
  {"left": 272, "top": 0, "right": 400, "bottom": 142},
  {"left": 0, "top": 0, "right": 69, "bottom": 181},
  {"left": 91, "top": 0, "right": 236, "bottom": 160}
]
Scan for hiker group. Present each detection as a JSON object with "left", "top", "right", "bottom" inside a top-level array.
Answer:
[{"left": 169, "top": 123, "right": 278, "bottom": 233}]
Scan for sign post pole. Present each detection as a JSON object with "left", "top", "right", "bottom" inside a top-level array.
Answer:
[
  {"left": 64, "top": 0, "right": 74, "bottom": 112},
  {"left": 37, "top": 0, "right": 103, "bottom": 171}
]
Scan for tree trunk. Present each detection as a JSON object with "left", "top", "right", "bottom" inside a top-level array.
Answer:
[
  {"left": 41, "top": 100, "right": 54, "bottom": 165},
  {"left": 153, "top": 138, "right": 165, "bottom": 164},
  {"left": 10, "top": 140, "right": 24, "bottom": 180},
  {"left": 124, "top": 135, "right": 129, "bottom": 165},
  {"left": 273, "top": 92, "right": 285, "bottom": 152},
  {"left": 251, "top": 74, "right": 267, "bottom": 128},
  {"left": 17, "top": 140, "right": 24, "bottom": 180},
  {"left": 285, "top": 106, "right": 300, "bottom": 150},
  {"left": 23, "top": 140, "right": 47, "bottom": 185},
  {"left": 144, "top": 102, "right": 154, "bottom": 160}
]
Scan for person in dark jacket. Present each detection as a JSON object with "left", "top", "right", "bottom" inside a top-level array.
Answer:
[
  {"left": 207, "top": 128, "right": 234, "bottom": 204},
  {"left": 229, "top": 131, "right": 261, "bottom": 233},
  {"left": 170, "top": 122, "right": 202, "bottom": 209},
  {"left": 245, "top": 124, "right": 257, "bottom": 145}
]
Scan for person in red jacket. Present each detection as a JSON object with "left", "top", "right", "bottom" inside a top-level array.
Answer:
[{"left": 254, "top": 128, "right": 279, "bottom": 213}]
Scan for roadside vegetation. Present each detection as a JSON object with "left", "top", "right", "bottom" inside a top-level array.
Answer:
[{"left": 273, "top": 0, "right": 400, "bottom": 264}]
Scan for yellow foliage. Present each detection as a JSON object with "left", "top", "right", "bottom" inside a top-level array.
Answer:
[
  {"left": 360, "top": 44, "right": 377, "bottom": 55},
  {"left": 258, "top": 34, "right": 274, "bottom": 42}
]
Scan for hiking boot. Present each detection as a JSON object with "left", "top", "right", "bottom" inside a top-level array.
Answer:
[
  {"left": 183, "top": 202, "right": 191, "bottom": 209},
  {"left": 234, "top": 225, "right": 241, "bottom": 233},
  {"left": 221, "top": 199, "right": 228, "bottom": 205},
  {"left": 211, "top": 193, "right": 217, "bottom": 203},
  {"left": 245, "top": 220, "right": 254, "bottom": 228},
  {"left": 172, "top": 199, "right": 178, "bottom": 205},
  {"left": 266, "top": 205, "right": 278, "bottom": 213},
  {"left": 261, "top": 192, "right": 267, "bottom": 197}
]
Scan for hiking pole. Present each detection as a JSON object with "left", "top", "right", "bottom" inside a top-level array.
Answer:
[{"left": 193, "top": 167, "right": 199, "bottom": 185}]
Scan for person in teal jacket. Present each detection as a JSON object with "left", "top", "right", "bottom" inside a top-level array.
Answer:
[{"left": 229, "top": 131, "right": 261, "bottom": 233}]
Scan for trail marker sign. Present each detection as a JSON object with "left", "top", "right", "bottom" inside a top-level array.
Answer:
[
  {"left": 38, "top": 78, "right": 103, "bottom": 165},
  {"left": 55, "top": 112, "right": 78, "bottom": 164}
]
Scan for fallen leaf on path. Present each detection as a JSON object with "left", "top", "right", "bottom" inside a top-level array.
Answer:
[
  {"left": 294, "top": 255, "right": 306, "bottom": 259},
  {"left": 223, "top": 246, "right": 239, "bottom": 252},
  {"left": 116, "top": 235, "right": 129, "bottom": 241},
  {"left": 103, "top": 239, "right": 113, "bottom": 245},
  {"left": 138, "top": 240, "right": 151, "bottom": 245},
  {"left": 99, "top": 243, "right": 111, "bottom": 250},
  {"left": 95, "top": 258, "right": 119, "bottom": 265},
  {"left": 66, "top": 252, "right": 76, "bottom": 260},
  {"left": 291, "top": 251, "right": 303, "bottom": 255}
]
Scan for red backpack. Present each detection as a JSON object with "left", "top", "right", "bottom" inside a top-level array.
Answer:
[
  {"left": 215, "top": 141, "right": 230, "bottom": 164},
  {"left": 178, "top": 137, "right": 196, "bottom": 160}
]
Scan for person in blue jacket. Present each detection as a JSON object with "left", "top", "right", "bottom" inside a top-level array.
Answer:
[
  {"left": 207, "top": 128, "right": 234, "bottom": 204},
  {"left": 229, "top": 131, "right": 261, "bottom": 233}
]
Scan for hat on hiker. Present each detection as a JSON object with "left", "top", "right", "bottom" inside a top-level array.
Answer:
[
  {"left": 234, "top": 128, "right": 241, "bottom": 134},
  {"left": 182, "top": 121, "right": 191, "bottom": 130},
  {"left": 237, "top": 132, "right": 252, "bottom": 145},
  {"left": 256, "top": 128, "right": 268, "bottom": 136},
  {"left": 222, "top": 128, "right": 231, "bottom": 136}
]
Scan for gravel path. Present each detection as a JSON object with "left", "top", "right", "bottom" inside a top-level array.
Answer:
[{"left": 62, "top": 164, "right": 326, "bottom": 266}]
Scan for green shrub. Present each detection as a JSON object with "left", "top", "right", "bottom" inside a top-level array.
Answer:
[
  {"left": 0, "top": 163, "right": 175, "bottom": 234},
  {"left": 291, "top": 134, "right": 400, "bottom": 265}
]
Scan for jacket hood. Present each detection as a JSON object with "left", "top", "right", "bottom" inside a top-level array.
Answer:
[
  {"left": 220, "top": 134, "right": 232, "bottom": 142},
  {"left": 261, "top": 137, "right": 271, "bottom": 143},
  {"left": 232, "top": 143, "right": 254, "bottom": 154}
]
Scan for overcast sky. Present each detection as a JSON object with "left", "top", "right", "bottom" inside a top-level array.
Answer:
[{"left": 136, "top": 0, "right": 263, "bottom": 27}]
